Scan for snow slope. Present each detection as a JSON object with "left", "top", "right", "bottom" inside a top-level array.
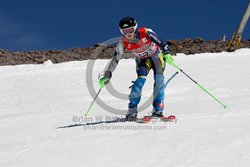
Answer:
[{"left": 1, "top": 49, "right": 250, "bottom": 167}]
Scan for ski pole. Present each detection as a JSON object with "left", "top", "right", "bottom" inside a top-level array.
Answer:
[
  {"left": 84, "top": 87, "right": 103, "bottom": 116},
  {"left": 165, "top": 54, "right": 227, "bottom": 109},
  {"left": 165, "top": 71, "right": 179, "bottom": 88}
]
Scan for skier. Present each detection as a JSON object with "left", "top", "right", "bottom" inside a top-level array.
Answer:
[{"left": 99, "top": 17, "right": 173, "bottom": 121}]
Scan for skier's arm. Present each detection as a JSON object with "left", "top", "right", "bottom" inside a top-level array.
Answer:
[
  {"left": 99, "top": 41, "right": 124, "bottom": 87},
  {"left": 145, "top": 28, "right": 171, "bottom": 54},
  {"left": 105, "top": 41, "right": 124, "bottom": 75},
  {"left": 145, "top": 28, "right": 174, "bottom": 64}
]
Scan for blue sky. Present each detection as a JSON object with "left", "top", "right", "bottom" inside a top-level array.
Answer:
[{"left": 0, "top": 0, "right": 249, "bottom": 51}]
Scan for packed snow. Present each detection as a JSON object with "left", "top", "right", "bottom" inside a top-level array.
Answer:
[{"left": 1, "top": 48, "right": 250, "bottom": 167}]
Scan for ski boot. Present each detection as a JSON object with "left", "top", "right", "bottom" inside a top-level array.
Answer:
[
  {"left": 125, "top": 108, "right": 138, "bottom": 122},
  {"left": 151, "top": 110, "right": 176, "bottom": 122},
  {"left": 151, "top": 111, "right": 163, "bottom": 118}
]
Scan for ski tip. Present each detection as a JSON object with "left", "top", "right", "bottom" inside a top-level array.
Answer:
[
  {"left": 161, "top": 115, "right": 178, "bottom": 123},
  {"left": 136, "top": 115, "right": 178, "bottom": 124}
]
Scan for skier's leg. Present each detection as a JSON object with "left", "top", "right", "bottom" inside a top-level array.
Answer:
[
  {"left": 153, "top": 74, "right": 165, "bottom": 112},
  {"left": 128, "top": 77, "right": 146, "bottom": 113},
  {"left": 127, "top": 58, "right": 150, "bottom": 118},
  {"left": 151, "top": 52, "right": 165, "bottom": 113}
]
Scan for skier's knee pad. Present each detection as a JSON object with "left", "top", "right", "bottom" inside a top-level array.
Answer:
[
  {"left": 132, "top": 77, "right": 146, "bottom": 91},
  {"left": 129, "top": 77, "right": 146, "bottom": 102},
  {"left": 154, "top": 74, "right": 164, "bottom": 81},
  {"left": 154, "top": 74, "right": 164, "bottom": 89}
]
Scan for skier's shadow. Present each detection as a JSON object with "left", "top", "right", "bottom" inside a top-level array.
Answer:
[{"left": 56, "top": 117, "right": 126, "bottom": 129}]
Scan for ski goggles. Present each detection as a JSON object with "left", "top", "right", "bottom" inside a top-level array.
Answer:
[{"left": 120, "top": 26, "right": 137, "bottom": 35}]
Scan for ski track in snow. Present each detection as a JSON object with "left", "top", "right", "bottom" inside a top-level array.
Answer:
[{"left": 0, "top": 49, "right": 250, "bottom": 167}]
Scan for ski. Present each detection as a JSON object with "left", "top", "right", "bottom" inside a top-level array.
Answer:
[{"left": 137, "top": 115, "right": 177, "bottom": 123}]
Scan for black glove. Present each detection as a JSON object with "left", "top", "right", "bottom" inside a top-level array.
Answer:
[{"left": 99, "top": 71, "right": 112, "bottom": 88}]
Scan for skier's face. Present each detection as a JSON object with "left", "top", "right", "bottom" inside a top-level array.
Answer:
[
  {"left": 120, "top": 26, "right": 136, "bottom": 39},
  {"left": 125, "top": 32, "right": 135, "bottom": 39}
]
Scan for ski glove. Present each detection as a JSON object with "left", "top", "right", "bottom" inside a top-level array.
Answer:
[
  {"left": 99, "top": 71, "right": 112, "bottom": 88},
  {"left": 163, "top": 53, "right": 174, "bottom": 66}
]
